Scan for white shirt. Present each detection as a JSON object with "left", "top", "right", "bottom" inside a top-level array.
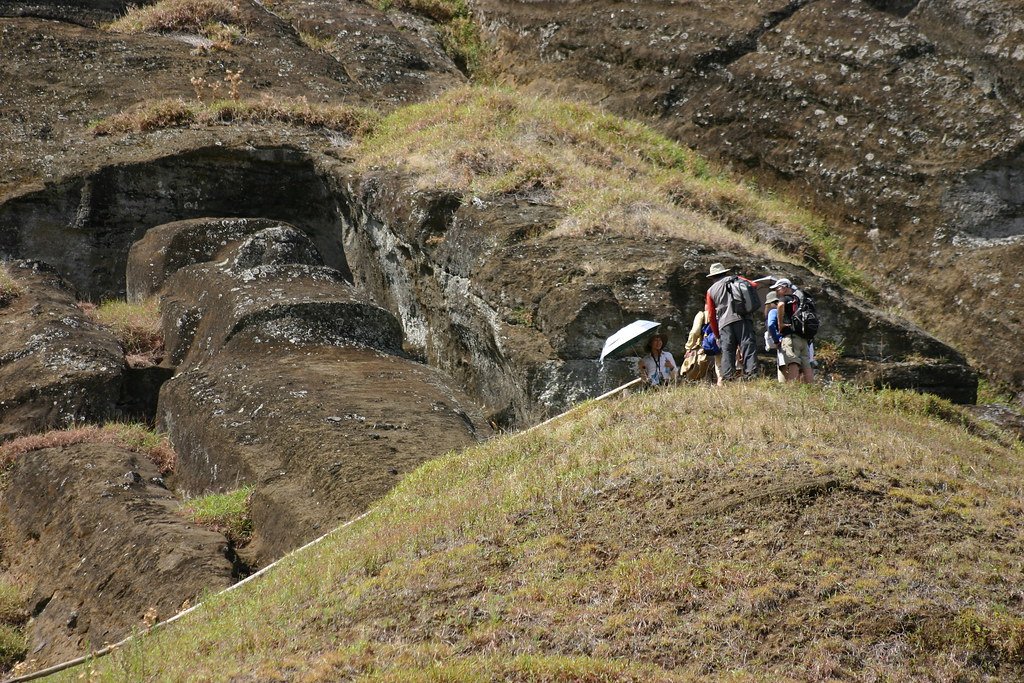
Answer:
[{"left": 640, "top": 351, "right": 676, "bottom": 385}]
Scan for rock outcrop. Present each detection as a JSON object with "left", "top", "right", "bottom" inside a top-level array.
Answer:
[
  {"left": 154, "top": 220, "right": 488, "bottom": 563},
  {"left": 337, "top": 170, "right": 976, "bottom": 423},
  {"left": 0, "top": 261, "right": 125, "bottom": 442},
  {"left": 0, "top": 441, "right": 235, "bottom": 667}
]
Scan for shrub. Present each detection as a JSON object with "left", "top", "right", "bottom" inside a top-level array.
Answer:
[{"left": 181, "top": 487, "right": 254, "bottom": 545}]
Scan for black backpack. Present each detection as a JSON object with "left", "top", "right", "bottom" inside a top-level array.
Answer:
[
  {"left": 791, "top": 290, "right": 820, "bottom": 340},
  {"left": 726, "top": 276, "right": 760, "bottom": 316}
]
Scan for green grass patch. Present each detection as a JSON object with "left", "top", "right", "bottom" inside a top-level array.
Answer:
[
  {"left": 0, "top": 581, "right": 25, "bottom": 627},
  {"left": 0, "top": 624, "right": 26, "bottom": 671},
  {"left": 58, "top": 382, "right": 1024, "bottom": 681},
  {"left": 91, "top": 97, "right": 380, "bottom": 136},
  {"left": 0, "top": 423, "right": 176, "bottom": 475},
  {"left": 181, "top": 487, "right": 254, "bottom": 545}
]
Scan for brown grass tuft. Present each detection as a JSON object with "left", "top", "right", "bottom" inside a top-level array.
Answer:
[
  {"left": 0, "top": 423, "right": 176, "bottom": 475},
  {"left": 106, "top": 0, "right": 241, "bottom": 36},
  {"left": 91, "top": 97, "right": 379, "bottom": 137},
  {"left": 82, "top": 298, "right": 164, "bottom": 363}
]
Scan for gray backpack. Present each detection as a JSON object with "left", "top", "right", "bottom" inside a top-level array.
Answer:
[{"left": 727, "top": 276, "right": 760, "bottom": 316}]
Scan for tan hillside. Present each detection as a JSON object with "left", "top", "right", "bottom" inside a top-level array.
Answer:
[{"left": 51, "top": 382, "right": 1024, "bottom": 682}]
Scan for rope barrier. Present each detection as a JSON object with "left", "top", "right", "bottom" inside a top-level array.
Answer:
[{"left": 3, "top": 377, "right": 644, "bottom": 682}]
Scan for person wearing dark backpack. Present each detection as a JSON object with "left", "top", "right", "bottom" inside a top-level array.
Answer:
[
  {"left": 705, "top": 262, "right": 764, "bottom": 382},
  {"left": 772, "top": 278, "right": 815, "bottom": 383}
]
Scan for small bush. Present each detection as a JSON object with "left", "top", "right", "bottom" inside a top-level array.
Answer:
[
  {"left": 0, "top": 265, "right": 22, "bottom": 307},
  {"left": 85, "top": 298, "right": 163, "bottom": 360},
  {"left": 181, "top": 487, "right": 254, "bottom": 545},
  {"left": 107, "top": 0, "right": 240, "bottom": 36},
  {"left": 0, "top": 423, "right": 176, "bottom": 475}
]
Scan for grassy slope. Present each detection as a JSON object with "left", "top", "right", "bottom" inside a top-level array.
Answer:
[{"left": 59, "top": 382, "right": 1023, "bottom": 681}]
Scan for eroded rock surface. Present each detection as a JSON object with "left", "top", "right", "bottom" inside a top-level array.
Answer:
[
  {"left": 0, "top": 441, "right": 235, "bottom": 667},
  {"left": 160, "top": 331, "right": 486, "bottom": 564},
  {"left": 0, "top": 261, "right": 125, "bottom": 442},
  {"left": 154, "top": 219, "right": 488, "bottom": 563}
]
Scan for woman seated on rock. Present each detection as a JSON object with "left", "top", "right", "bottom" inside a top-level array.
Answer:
[{"left": 638, "top": 332, "right": 676, "bottom": 387}]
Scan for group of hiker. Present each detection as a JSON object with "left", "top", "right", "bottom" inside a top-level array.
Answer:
[{"left": 638, "top": 262, "right": 820, "bottom": 387}]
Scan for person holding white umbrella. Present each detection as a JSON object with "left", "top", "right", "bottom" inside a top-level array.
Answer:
[{"left": 638, "top": 331, "right": 676, "bottom": 387}]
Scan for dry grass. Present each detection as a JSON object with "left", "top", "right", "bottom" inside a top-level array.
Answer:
[
  {"left": 60, "top": 382, "right": 1024, "bottom": 681},
  {"left": 356, "top": 86, "right": 866, "bottom": 291},
  {"left": 0, "top": 423, "right": 176, "bottom": 475},
  {"left": 91, "top": 96, "right": 380, "bottom": 136},
  {"left": 81, "top": 298, "right": 163, "bottom": 362},
  {"left": 106, "top": 0, "right": 242, "bottom": 45},
  {"left": 0, "top": 264, "right": 22, "bottom": 307}
]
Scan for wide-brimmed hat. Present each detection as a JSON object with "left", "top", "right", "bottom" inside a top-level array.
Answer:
[
  {"left": 764, "top": 291, "right": 779, "bottom": 305},
  {"left": 706, "top": 262, "right": 732, "bottom": 278},
  {"left": 773, "top": 277, "right": 793, "bottom": 290}
]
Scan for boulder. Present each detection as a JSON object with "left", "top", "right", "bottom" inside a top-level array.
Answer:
[
  {"left": 0, "top": 441, "right": 235, "bottom": 668},
  {"left": 159, "top": 261, "right": 402, "bottom": 368},
  {"left": 0, "top": 261, "right": 125, "bottom": 442},
  {"left": 126, "top": 218, "right": 320, "bottom": 303},
  {"left": 158, "top": 328, "right": 488, "bottom": 565}
]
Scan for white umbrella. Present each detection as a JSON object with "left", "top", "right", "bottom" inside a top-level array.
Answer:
[{"left": 599, "top": 320, "right": 661, "bottom": 361}]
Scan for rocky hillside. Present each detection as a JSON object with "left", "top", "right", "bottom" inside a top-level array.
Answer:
[
  {"left": 49, "top": 383, "right": 1024, "bottom": 681},
  {"left": 0, "top": 0, "right": 1014, "bottom": 675},
  {"left": 475, "top": 0, "right": 1024, "bottom": 393}
]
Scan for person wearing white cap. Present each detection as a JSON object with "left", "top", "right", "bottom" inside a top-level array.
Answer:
[
  {"left": 704, "top": 262, "right": 763, "bottom": 382},
  {"left": 764, "top": 290, "right": 785, "bottom": 382},
  {"left": 772, "top": 278, "right": 815, "bottom": 383}
]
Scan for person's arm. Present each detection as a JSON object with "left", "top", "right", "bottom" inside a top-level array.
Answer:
[
  {"left": 706, "top": 291, "right": 720, "bottom": 339},
  {"left": 767, "top": 309, "right": 782, "bottom": 344},
  {"left": 663, "top": 351, "right": 676, "bottom": 371},
  {"left": 776, "top": 301, "right": 791, "bottom": 334},
  {"left": 685, "top": 311, "right": 704, "bottom": 351}
]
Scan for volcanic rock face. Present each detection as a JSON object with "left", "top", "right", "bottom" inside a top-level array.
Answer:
[
  {"left": 475, "top": 0, "right": 1024, "bottom": 392},
  {"left": 0, "top": 441, "right": 235, "bottom": 667},
  {"left": 337, "top": 170, "right": 976, "bottom": 423},
  {"left": 154, "top": 221, "right": 487, "bottom": 563},
  {"left": 0, "top": 261, "right": 125, "bottom": 442}
]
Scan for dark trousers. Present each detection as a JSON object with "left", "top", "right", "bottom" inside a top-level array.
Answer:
[{"left": 719, "top": 318, "right": 758, "bottom": 381}]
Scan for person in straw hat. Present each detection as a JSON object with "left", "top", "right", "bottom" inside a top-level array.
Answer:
[{"left": 704, "top": 262, "right": 765, "bottom": 382}]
